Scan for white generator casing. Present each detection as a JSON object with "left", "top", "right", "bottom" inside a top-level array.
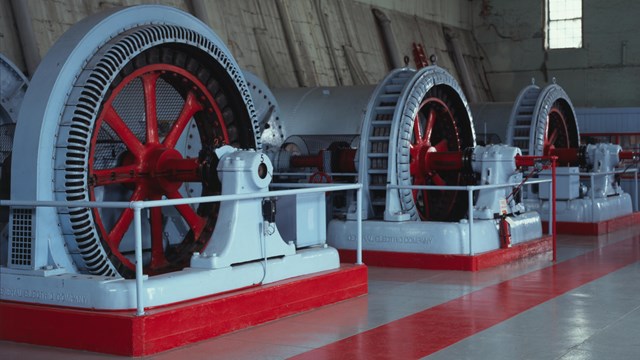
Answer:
[{"left": 539, "top": 167, "right": 580, "bottom": 200}]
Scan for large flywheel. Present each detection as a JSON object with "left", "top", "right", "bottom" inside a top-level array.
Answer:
[
  {"left": 83, "top": 47, "right": 249, "bottom": 276},
  {"left": 408, "top": 87, "right": 470, "bottom": 220},
  {"left": 507, "top": 83, "right": 579, "bottom": 158},
  {"left": 359, "top": 66, "right": 475, "bottom": 221},
  {"left": 11, "top": 6, "right": 259, "bottom": 278}
]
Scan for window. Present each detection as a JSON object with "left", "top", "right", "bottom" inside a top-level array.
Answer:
[{"left": 545, "top": 0, "right": 582, "bottom": 49}]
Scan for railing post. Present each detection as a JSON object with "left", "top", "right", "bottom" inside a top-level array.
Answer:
[
  {"left": 548, "top": 178, "right": 552, "bottom": 236},
  {"left": 133, "top": 203, "right": 145, "bottom": 316},
  {"left": 551, "top": 158, "right": 557, "bottom": 263},
  {"left": 634, "top": 169, "right": 638, "bottom": 212},
  {"left": 468, "top": 188, "right": 474, "bottom": 256},
  {"left": 356, "top": 186, "right": 363, "bottom": 265},
  {"left": 590, "top": 174, "right": 595, "bottom": 222}
]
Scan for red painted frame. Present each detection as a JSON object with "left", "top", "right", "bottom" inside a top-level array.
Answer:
[
  {"left": 0, "top": 265, "right": 368, "bottom": 356},
  {"left": 339, "top": 235, "right": 553, "bottom": 271}
]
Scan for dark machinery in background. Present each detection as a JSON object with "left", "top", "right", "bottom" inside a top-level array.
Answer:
[{"left": 0, "top": 54, "right": 28, "bottom": 251}]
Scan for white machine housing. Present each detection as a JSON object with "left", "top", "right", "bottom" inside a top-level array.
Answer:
[
  {"left": 1, "top": 148, "right": 339, "bottom": 309},
  {"left": 0, "top": 5, "right": 339, "bottom": 310},
  {"left": 329, "top": 144, "right": 543, "bottom": 255},
  {"left": 530, "top": 143, "right": 633, "bottom": 222}
]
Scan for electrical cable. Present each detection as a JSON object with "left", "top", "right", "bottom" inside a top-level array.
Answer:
[
  {"left": 258, "top": 221, "right": 268, "bottom": 285},
  {"left": 506, "top": 162, "right": 547, "bottom": 204}
]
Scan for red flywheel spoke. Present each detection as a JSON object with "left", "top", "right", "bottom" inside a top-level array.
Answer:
[
  {"left": 88, "top": 60, "right": 233, "bottom": 277},
  {"left": 424, "top": 108, "right": 436, "bottom": 142},
  {"left": 548, "top": 128, "right": 559, "bottom": 146},
  {"left": 166, "top": 189, "right": 206, "bottom": 237},
  {"left": 103, "top": 105, "right": 144, "bottom": 157},
  {"left": 434, "top": 139, "right": 448, "bottom": 152},
  {"left": 108, "top": 208, "right": 133, "bottom": 249},
  {"left": 413, "top": 115, "right": 423, "bottom": 142},
  {"left": 108, "top": 185, "right": 145, "bottom": 248},
  {"left": 164, "top": 91, "right": 203, "bottom": 149},
  {"left": 431, "top": 172, "right": 447, "bottom": 186},
  {"left": 142, "top": 73, "right": 161, "bottom": 144},
  {"left": 91, "top": 165, "right": 138, "bottom": 186},
  {"left": 149, "top": 204, "right": 168, "bottom": 269},
  {"left": 421, "top": 190, "right": 430, "bottom": 218},
  {"left": 409, "top": 95, "right": 465, "bottom": 221}
]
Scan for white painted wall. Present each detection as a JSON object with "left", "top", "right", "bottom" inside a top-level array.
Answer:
[{"left": 472, "top": 0, "right": 640, "bottom": 107}]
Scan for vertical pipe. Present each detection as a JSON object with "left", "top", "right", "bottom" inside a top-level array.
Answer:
[
  {"left": 468, "top": 189, "right": 474, "bottom": 255},
  {"left": 133, "top": 204, "right": 145, "bottom": 316},
  {"left": 275, "top": 0, "right": 309, "bottom": 87},
  {"left": 444, "top": 27, "right": 479, "bottom": 103},
  {"left": 356, "top": 187, "right": 363, "bottom": 265},
  {"left": 314, "top": 0, "right": 343, "bottom": 85},
  {"left": 372, "top": 8, "right": 403, "bottom": 69},
  {"left": 590, "top": 175, "right": 595, "bottom": 221},
  {"left": 548, "top": 180, "right": 552, "bottom": 236},
  {"left": 634, "top": 170, "right": 638, "bottom": 212},
  {"left": 10, "top": 0, "right": 40, "bottom": 77},
  {"left": 191, "top": 0, "right": 212, "bottom": 26},
  {"left": 552, "top": 158, "right": 557, "bottom": 263}
]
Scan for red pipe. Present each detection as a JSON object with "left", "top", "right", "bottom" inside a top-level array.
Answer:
[
  {"left": 290, "top": 154, "right": 325, "bottom": 170},
  {"left": 548, "top": 148, "right": 579, "bottom": 166},
  {"left": 335, "top": 148, "right": 357, "bottom": 173},
  {"left": 424, "top": 151, "right": 464, "bottom": 171},
  {"left": 514, "top": 155, "right": 535, "bottom": 167},
  {"left": 551, "top": 156, "right": 557, "bottom": 262},
  {"left": 619, "top": 150, "right": 639, "bottom": 160},
  {"left": 160, "top": 157, "right": 201, "bottom": 182},
  {"left": 514, "top": 154, "right": 558, "bottom": 262},
  {"left": 548, "top": 148, "right": 638, "bottom": 164},
  {"left": 290, "top": 148, "right": 358, "bottom": 173}
]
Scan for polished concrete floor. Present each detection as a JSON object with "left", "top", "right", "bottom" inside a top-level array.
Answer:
[{"left": 1, "top": 224, "right": 639, "bottom": 359}]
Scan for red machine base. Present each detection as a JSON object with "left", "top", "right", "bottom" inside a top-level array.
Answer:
[
  {"left": 339, "top": 236, "right": 553, "bottom": 271},
  {"left": 543, "top": 212, "right": 640, "bottom": 235},
  {"left": 0, "top": 264, "right": 367, "bottom": 357}
]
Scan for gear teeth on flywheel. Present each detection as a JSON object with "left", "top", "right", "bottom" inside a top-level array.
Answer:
[
  {"left": 58, "top": 23, "right": 258, "bottom": 278},
  {"left": 363, "top": 70, "right": 414, "bottom": 218},
  {"left": 506, "top": 84, "right": 579, "bottom": 156},
  {"left": 509, "top": 86, "right": 541, "bottom": 155},
  {"left": 392, "top": 67, "right": 475, "bottom": 222}
]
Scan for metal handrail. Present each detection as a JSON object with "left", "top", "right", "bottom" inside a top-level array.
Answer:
[
  {"left": 0, "top": 183, "right": 363, "bottom": 316},
  {"left": 388, "top": 177, "right": 554, "bottom": 258},
  {"left": 544, "top": 167, "right": 638, "bottom": 212}
]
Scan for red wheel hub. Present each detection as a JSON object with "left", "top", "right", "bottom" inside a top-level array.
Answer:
[
  {"left": 409, "top": 97, "right": 463, "bottom": 220},
  {"left": 88, "top": 63, "right": 228, "bottom": 274},
  {"left": 543, "top": 106, "right": 571, "bottom": 157}
]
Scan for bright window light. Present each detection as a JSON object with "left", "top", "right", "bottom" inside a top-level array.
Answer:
[{"left": 546, "top": 0, "right": 582, "bottom": 49}]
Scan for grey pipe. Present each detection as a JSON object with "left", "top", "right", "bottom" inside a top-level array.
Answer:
[
  {"left": 444, "top": 27, "right": 479, "bottom": 103},
  {"left": 314, "top": 0, "right": 342, "bottom": 85},
  {"left": 469, "top": 102, "right": 513, "bottom": 144},
  {"left": 275, "top": 0, "right": 311, "bottom": 87},
  {"left": 190, "top": 0, "right": 212, "bottom": 26},
  {"left": 10, "top": 0, "right": 40, "bottom": 77},
  {"left": 272, "top": 85, "right": 375, "bottom": 136},
  {"left": 372, "top": 8, "right": 403, "bottom": 69}
]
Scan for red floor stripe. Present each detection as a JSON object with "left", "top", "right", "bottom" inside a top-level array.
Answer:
[{"left": 290, "top": 235, "right": 640, "bottom": 360}]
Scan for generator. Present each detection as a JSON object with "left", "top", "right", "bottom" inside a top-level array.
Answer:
[
  {"left": 472, "top": 81, "right": 639, "bottom": 233},
  {"left": 264, "top": 66, "right": 553, "bottom": 269},
  {"left": 0, "top": 6, "right": 366, "bottom": 356}
]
